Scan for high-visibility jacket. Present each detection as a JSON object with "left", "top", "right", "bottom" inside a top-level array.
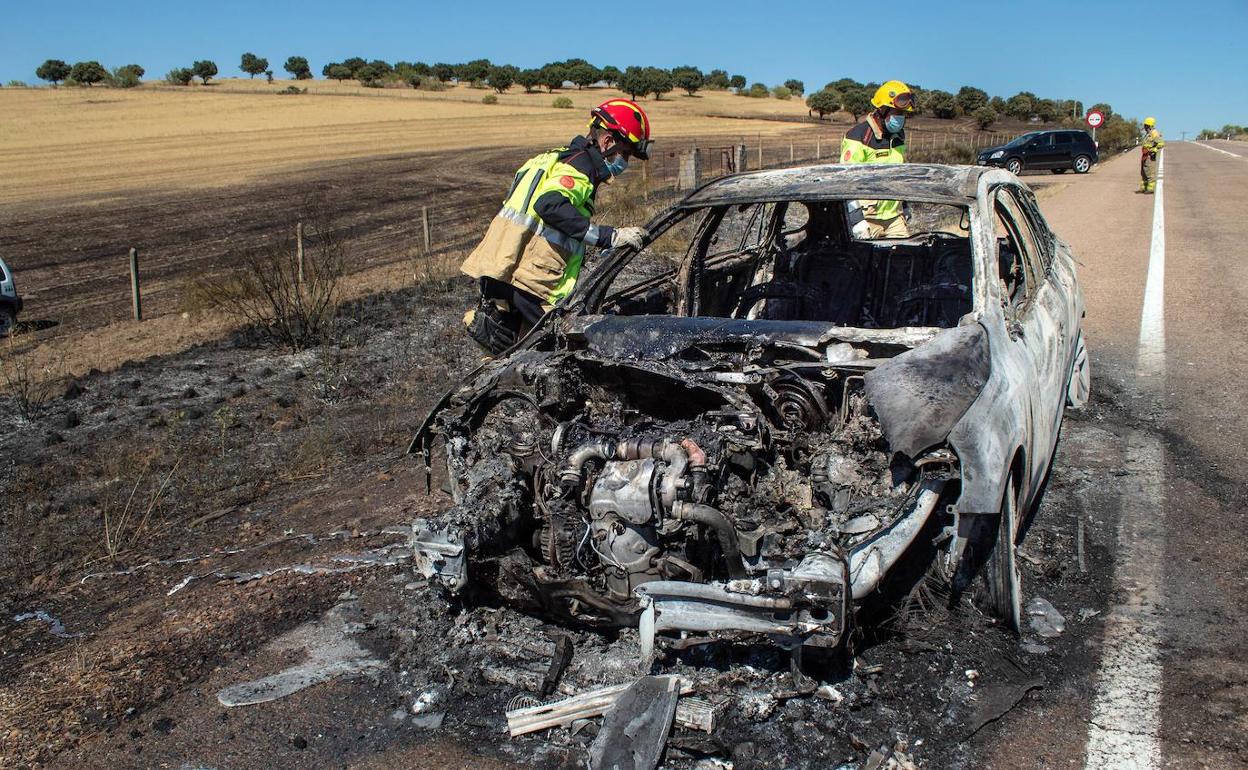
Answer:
[
  {"left": 840, "top": 114, "right": 906, "bottom": 220},
  {"left": 461, "top": 136, "right": 615, "bottom": 307},
  {"left": 1142, "top": 128, "right": 1165, "bottom": 157}
]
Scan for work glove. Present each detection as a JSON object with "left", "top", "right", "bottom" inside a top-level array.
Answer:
[
  {"left": 851, "top": 220, "right": 872, "bottom": 240},
  {"left": 611, "top": 226, "right": 648, "bottom": 250}
]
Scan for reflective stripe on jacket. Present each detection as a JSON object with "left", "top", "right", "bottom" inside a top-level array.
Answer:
[
  {"left": 1142, "top": 128, "right": 1165, "bottom": 154},
  {"left": 461, "top": 138, "right": 611, "bottom": 306},
  {"left": 840, "top": 115, "right": 906, "bottom": 220}
]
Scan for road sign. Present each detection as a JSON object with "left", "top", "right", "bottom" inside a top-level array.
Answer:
[{"left": 1086, "top": 111, "right": 1105, "bottom": 128}]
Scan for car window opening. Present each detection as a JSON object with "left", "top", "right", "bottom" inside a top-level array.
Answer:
[{"left": 600, "top": 198, "right": 974, "bottom": 330}]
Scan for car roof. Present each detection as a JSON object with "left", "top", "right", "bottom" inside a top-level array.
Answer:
[{"left": 678, "top": 163, "right": 989, "bottom": 208}]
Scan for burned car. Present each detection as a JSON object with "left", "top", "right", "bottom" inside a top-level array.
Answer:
[{"left": 409, "top": 163, "right": 1088, "bottom": 661}]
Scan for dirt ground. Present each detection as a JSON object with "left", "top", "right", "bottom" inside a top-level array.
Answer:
[{"left": 1, "top": 261, "right": 1124, "bottom": 768}]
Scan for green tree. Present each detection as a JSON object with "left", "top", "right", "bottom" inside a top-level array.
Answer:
[
  {"left": 1089, "top": 103, "right": 1114, "bottom": 120},
  {"left": 486, "top": 65, "right": 514, "bottom": 93},
  {"left": 783, "top": 79, "right": 804, "bottom": 96},
  {"left": 431, "top": 63, "right": 455, "bottom": 82},
  {"left": 955, "top": 86, "right": 988, "bottom": 116},
  {"left": 974, "top": 105, "right": 998, "bottom": 129},
  {"left": 192, "top": 60, "right": 218, "bottom": 84},
  {"left": 516, "top": 68, "right": 543, "bottom": 93},
  {"left": 538, "top": 64, "right": 567, "bottom": 92},
  {"left": 355, "top": 64, "right": 384, "bottom": 86},
  {"left": 729, "top": 74, "right": 746, "bottom": 91},
  {"left": 165, "top": 67, "right": 194, "bottom": 86},
  {"left": 599, "top": 65, "right": 621, "bottom": 86},
  {"left": 69, "top": 60, "right": 107, "bottom": 86},
  {"left": 673, "top": 66, "right": 703, "bottom": 96},
  {"left": 567, "top": 63, "right": 600, "bottom": 89},
  {"left": 618, "top": 66, "right": 648, "bottom": 100},
  {"left": 990, "top": 95, "right": 1006, "bottom": 113},
  {"left": 645, "top": 67, "right": 673, "bottom": 100},
  {"left": 840, "top": 87, "right": 873, "bottom": 119},
  {"left": 110, "top": 64, "right": 145, "bottom": 88},
  {"left": 324, "top": 63, "right": 351, "bottom": 81},
  {"left": 825, "top": 77, "right": 862, "bottom": 92},
  {"left": 1034, "top": 98, "right": 1060, "bottom": 122},
  {"left": 1005, "top": 92, "right": 1035, "bottom": 120},
  {"left": 458, "top": 58, "right": 491, "bottom": 84},
  {"left": 36, "top": 59, "right": 71, "bottom": 85},
  {"left": 771, "top": 85, "right": 792, "bottom": 100},
  {"left": 240, "top": 52, "right": 268, "bottom": 79},
  {"left": 284, "top": 56, "right": 312, "bottom": 80},
  {"left": 343, "top": 57, "right": 367, "bottom": 78},
  {"left": 746, "top": 82, "right": 769, "bottom": 98},
  {"left": 705, "top": 69, "right": 729, "bottom": 89},
  {"left": 925, "top": 89, "right": 957, "bottom": 119},
  {"left": 806, "top": 89, "right": 840, "bottom": 119}
]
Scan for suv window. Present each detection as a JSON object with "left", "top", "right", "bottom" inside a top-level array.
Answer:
[{"left": 1053, "top": 133, "right": 1073, "bottom": 145}]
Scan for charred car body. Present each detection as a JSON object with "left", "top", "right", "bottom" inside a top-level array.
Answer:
[{"left": 410, "top": 164, "right": 1088, "bottom": 660}]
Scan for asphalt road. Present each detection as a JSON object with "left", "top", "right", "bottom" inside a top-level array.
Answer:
[{"left": 979, "top": 142, "right": 1248, "bottom": 768}]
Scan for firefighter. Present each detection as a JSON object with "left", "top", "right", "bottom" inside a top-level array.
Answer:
[
  {"left": 840, "top": 80, "right": 915, "bottom": 238},
  {"left": 1139, "top": 116, "right": 1164, "bottom": 194},
  {"left": 459, "top": 99, "right": 652, "bottom": 353}
]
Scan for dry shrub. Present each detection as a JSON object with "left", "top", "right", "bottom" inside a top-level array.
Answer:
[
  {"left": 194, "top": 218, "right": 347, "bottom": 350},
  {"left": 0, "top": 336, "right": 64, "bottom": 419},
  {"left": 408, "top": 249, "right": 461, "bottom": 295}
]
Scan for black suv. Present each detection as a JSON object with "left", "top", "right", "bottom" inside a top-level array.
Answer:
[{"left": 977, "top": 130, "right": 1099, "bottom": 175}]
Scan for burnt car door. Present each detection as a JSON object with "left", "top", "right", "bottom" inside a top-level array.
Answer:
[{"left": 991, "top": 184, "right": 1067, "bottom": 502}]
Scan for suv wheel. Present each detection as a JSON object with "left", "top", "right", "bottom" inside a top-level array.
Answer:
[
  {"left": 0, "top": 307, "right": 14, "bottom": 336},
  {"left": 1006, "top": 158, "right": 1023, "bottom": 175},
  {"left": 1073, "top": 155, "right": 1091, "bottom": 174}
]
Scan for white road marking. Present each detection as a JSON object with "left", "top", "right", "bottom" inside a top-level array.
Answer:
[
  {"left": 1191, "top": 141, "right": 1248, "bottom": 160},
  {"left": 1083, "top": 153, "right": 1167, "bottom": 769},
  {"left": 1137, "top": 152, "right": 1166, "bottom": 378}
]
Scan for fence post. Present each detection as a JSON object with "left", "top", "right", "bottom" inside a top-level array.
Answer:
[
  {"left": 758, "top": 137, "right": 764, "bottom": 168},
  {"left": 816, "top": 139, "right": 821, "bottom": 160},
  {"left": 295, "top": 220, "right": 305, "bottom": 286},
  {"left": 422, "top": 206, "right": 432, "bottom": 253},
  {"left": 677, "top": 149, "right": 702, "bottom": 191},
  {"left": 128, "top": 247, "right": 142, "bottom": 322},
  {"left": 735, "top": 144, "right": 748, "bottom": 173},
  {"left": 790, "top": 142, "right": 795, "bottom": 162}
]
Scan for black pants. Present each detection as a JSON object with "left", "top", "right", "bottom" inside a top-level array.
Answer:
[{"left": 480, "top": 277, "right": 545, "bottom": 326}]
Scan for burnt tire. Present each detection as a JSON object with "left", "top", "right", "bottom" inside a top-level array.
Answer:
[
  {"left": 981, "top": 473, "right": 1023, "bottom": 633},
  {"left": 1073, "top": 155, "right": 1092, "bottom": 174},
  {"left": 1006, "top": 158, "right": 1023, "bottom": 175},
  {"left": 1066, "top": 332, "right": 1091, "bottom": 409}
]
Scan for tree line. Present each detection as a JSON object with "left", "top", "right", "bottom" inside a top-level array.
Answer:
[
  {"left": 1197, "top": 124, "right": 1245, "bottom": 140},
  {"left": 25, "top": 54, "right": 1138, "bottom": 141}
]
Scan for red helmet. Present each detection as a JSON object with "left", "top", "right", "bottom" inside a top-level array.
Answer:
[{"left": 590, "top": 98, "right": 652, "bottom": 160}]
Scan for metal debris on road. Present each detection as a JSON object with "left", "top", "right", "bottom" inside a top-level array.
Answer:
[
  {"left": 588, "top": 675, "right": 681, "bottom": 770},
  {"left": 1025, "top": 597, "right": 1066, "bottom": 638}
]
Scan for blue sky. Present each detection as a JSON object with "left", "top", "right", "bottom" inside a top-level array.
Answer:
[{"left": 2, "top": 0, "right": 1243, "bottom": 137}]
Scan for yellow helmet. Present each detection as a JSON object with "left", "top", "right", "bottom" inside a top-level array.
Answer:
[
  {"left": 871, "top": 80, "right": 915, "bottom": 112},
  {"left": 1143, "top": 116, "right": 1156, "bottom": 127}
]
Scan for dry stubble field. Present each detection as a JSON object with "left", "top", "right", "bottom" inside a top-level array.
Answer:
[{"left": 0, "top": 79, "right": 825, "bottom": 205}]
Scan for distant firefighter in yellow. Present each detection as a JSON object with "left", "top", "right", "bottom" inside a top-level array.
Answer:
[{"left": 1139, "top": 117, "right": 1164, "bottom": 194}]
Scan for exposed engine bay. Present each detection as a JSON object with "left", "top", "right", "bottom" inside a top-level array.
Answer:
[{"left": 412, "top": 327, "right": 961, "bottom": 653}]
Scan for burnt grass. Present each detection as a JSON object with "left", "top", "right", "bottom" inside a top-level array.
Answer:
[{"left": 0, "top": 279, "right": 1118, "bottom": 769}]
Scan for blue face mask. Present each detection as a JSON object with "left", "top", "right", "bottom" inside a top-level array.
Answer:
[
  {"left": 605, "top": 155, "right": 629, "bottom": 177},
  {"left": 885, "top": 114, "right": 906, "bottom": 133}
]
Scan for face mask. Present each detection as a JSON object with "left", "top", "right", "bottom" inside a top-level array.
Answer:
[
  {"left": 885, "top": 114, "right": 906, "bottom": 133},
  {"left": 605, "top": 155, "right": 629, "bottom": 177}
]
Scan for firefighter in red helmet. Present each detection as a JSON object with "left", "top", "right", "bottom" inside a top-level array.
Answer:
[{"left": 460, "top": 98, "right": 653, "bottom": 353}]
